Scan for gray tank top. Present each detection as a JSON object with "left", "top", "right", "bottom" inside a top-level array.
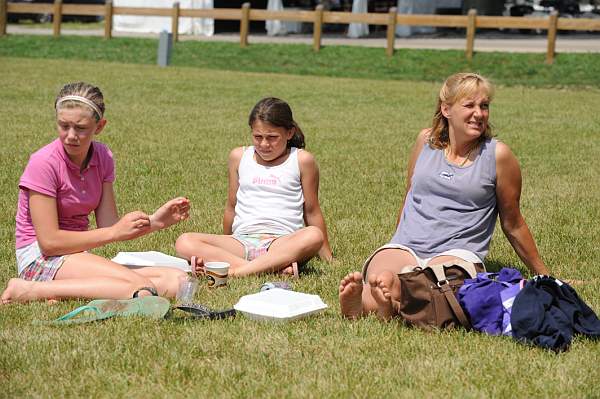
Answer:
[{"left": 390, "top": 138, "right": 498, "bottom": 260}]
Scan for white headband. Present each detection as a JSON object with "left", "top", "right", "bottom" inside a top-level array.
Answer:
[{"left": 56, "top": 95, "right": 103, "bottom": 119}]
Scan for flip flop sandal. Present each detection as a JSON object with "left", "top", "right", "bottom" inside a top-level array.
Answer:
[
  {"left": 280, "top": 262, "right": 299, "bottom": 279},
  {"left": 36, "top": 296, "right": 171, "bottom": 326},
  {"left": 173, "top": 303, "right": 237, "bottom": 320},
  {"left": 190, "top": 256, "right": 205, "bottom": 277}
]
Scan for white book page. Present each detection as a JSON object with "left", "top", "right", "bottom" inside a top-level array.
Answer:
[{"left": 111, "top": 251, "right": 191, "bottom": 272}]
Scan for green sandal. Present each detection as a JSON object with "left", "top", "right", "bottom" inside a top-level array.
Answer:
[{"left": 35, "top": 296, "right": 171, "bottom": 326}]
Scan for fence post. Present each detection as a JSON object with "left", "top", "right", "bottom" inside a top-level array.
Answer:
[
  {"left": 53, "top": 0, "right": 63, "bottom": 37},
  {"left": 0, "top": 0, "right": 7, "bottom": 37},
  {"left": 104, "top": 0, "right": 113, "bottom": 39},
  {"left": 313, "top": 4, "right": 323, "bottom": 52},
  {"left": 172, "top": 2, "right": 180, "bottom": 43},
  {"left": 386, "top": 7, "right": 397, "bottom": 57},
  {"left": 546, "top": 10, "right": 558, "bottom": 64},
  {"left": 465, "top": 8, "right": 476, "bottom": 61},
  {"left": 240, "top": 2, "right": 250, "bottom": 48}
]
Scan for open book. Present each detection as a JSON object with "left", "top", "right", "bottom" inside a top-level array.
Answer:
[{"left": 111, "top": 251, "right": 191, "bottom": 272}]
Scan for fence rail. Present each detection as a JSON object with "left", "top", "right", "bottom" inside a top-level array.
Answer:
[{"left": 2, "top": 0, "right": 600, "bottom": 64}]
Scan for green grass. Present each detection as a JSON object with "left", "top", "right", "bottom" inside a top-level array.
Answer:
[
  {"left": 1, "top": 34, "right": 600, "bottom": 87},
  {"left": 1, "top": 56, "right": 600, "bottom": 398}
]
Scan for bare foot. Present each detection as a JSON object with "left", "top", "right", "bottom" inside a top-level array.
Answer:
[
  {"left": 1, "top": 278, "right": 37, "bottom": 304},
  {"left": 339, "top": 272, "right": 364, "bottom": 319},
  {"left": 368, "top": 271, "right": 397, "bottom": 321}
]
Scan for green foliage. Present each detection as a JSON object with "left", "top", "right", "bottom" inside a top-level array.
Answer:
[
  {"left": 1, "top": 34, "right": 600, "bottom": 87},
  {"left": 1, "top": 56, "right": 600, "bottom": 398}
]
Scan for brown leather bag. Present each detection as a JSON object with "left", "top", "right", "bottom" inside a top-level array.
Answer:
[{"left": 397, "top": 260, "right": 484, "bottom": 330}]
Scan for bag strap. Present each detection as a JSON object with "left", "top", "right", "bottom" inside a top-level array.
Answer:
[
  {"left": 439, "top": 283, "right": 472, "bottom": 329},
  {"left": 427, "top": 260, "right": 478, "bottom": 282}
]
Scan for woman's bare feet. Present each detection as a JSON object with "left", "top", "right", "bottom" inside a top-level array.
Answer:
[
  {"left": 368, "top": 271, "right": 398, "bottom": 321},
  {"left": 339, "top": 272, "right": 364, "bottom": 319},
  {"left": 1, "top": 278, "right": 38, "bottom": 304}
]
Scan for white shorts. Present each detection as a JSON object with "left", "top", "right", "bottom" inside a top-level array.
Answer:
[{"left": 361, "top": 243, "right": 484, "bottom": 282}]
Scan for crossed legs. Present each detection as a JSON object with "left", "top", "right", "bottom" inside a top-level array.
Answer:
[
  {"left": 1, "top": 252, "right": 187, "bottom": 304},
  {"left": 175, "top": 226, "right": 323, "bottom": 277}
]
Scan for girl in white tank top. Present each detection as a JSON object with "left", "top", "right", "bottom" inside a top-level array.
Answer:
[{"left": 176, "top": 98, "right": 333, "bottom": 277}]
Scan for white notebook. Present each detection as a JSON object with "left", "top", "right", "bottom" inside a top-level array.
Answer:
[{"left": 111, "top": 251, "right": 191, "bottom": 272}]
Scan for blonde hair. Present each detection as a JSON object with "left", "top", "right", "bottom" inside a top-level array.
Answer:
[
  {"left": 55, "top": 82, "right": 105, "bottom": 121},
  {"left": 429, "top": 73, "right": 495, "bottom": 149}
]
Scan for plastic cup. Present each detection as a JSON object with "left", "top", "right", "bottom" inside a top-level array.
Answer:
[
  {"left": 176, "top": 275, "right": 198, "bottom": 304},
  {"left": 204, "top": 261, "right": 230, "bottom": 288}
]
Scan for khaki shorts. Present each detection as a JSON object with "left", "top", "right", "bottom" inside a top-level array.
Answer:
[{"left": 361, "top": 243, "right": 484, "bottom": 283}]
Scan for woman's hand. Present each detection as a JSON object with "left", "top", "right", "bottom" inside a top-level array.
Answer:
[
  {"left": 150, "top": 197, "right": 190, "bottom": 231},
  {"left": 110, "top": 211, "right": 151, "bottom": 241}
]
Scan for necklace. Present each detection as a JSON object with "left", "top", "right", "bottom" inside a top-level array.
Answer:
[{"left": 445, "top": 142, "right": 478, "bottom": 167}]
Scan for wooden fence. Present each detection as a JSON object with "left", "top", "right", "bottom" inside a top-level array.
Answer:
[{"left": 1, "top": 0, "right": 600, "bottom": 64}]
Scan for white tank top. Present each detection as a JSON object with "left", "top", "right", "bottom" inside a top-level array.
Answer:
[{"left": 232, "top": 146, "right": 305, "bottom": 235}]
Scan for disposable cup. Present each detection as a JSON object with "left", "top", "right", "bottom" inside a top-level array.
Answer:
[
  {"left": 204, "top": 261, "right": 230, "bottom": 288},
  {"left": 176, "top": 275, "right": 198, "bottom": 304}
]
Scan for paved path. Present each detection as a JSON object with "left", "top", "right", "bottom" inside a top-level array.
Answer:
[{"left": 7, "top": 25, "right": 600, "bottom": 53}]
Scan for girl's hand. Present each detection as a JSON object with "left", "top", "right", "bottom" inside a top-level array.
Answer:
[
  {"left": 150, "top": 197, "right": 190, "bottom": 231},
  {"left": 111, "top": 211, "right": 151, "bottom": 241}
]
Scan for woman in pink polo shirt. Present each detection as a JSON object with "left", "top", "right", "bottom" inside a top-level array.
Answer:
[{"left": 1, "top": 82, "right": 190, "bottom": 304}]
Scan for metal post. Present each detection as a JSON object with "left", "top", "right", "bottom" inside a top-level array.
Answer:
[{"left": 157, "top": 30, "right": 172, "bottom": 67}]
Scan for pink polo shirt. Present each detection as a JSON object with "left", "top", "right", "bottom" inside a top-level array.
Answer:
[{"left": 15, "top": 139, "right": 115, "bottom": 249}]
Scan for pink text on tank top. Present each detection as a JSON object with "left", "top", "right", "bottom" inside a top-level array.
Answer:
[{"left": 252, "top": 174, "right": 281, "bottom": 185}]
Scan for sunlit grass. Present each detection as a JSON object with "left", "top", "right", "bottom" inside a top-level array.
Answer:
[{"left": 0, "top": 57, "right": 599, "bottom": 397}]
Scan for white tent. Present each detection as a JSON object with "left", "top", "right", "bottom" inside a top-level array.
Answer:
[
  {"left": 266, "top": 0, "right": 303, "bottom": 36},
  {"left": 347, "top": 0, "right": 369, "bottom": 38},
  {"left": 114, "top": 0, "right": 214, "bottom": 36},
  {"left": 266, "top": 0, "right": 286, "bottom": 36},
  {"left": 396, "top": 0, "right": 461, "bottom": 36}
]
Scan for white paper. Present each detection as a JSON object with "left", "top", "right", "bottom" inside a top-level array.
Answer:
[
  {"left": 234, "top": 288, "right": 328, "bottom": 321},
  {"left": 112, "top": 251, "right": 191, "bottom": 272}
]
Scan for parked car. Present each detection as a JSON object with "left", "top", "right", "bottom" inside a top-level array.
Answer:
[{"left": 8, "top": 0, "right": 105, "bottom": 23}]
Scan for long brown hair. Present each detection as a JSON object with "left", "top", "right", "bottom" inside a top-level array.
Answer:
[
  {"left": 429, "top": 73, "right": 495, "bottom": 149},
  {"left": 248, "top": 97, "right": 305, "bottom": 149}
]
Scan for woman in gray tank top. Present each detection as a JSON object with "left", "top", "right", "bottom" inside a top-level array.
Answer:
[{"left": 339, "top": 73, "right": 549, "bottom": 321}]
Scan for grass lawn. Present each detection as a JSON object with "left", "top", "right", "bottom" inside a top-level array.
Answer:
[
  {"left": 1, "top": 34, "right": 600, "bottom": 88},
  {"left": 0, "top": 55, "right": 599, "bottom": 398}
]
